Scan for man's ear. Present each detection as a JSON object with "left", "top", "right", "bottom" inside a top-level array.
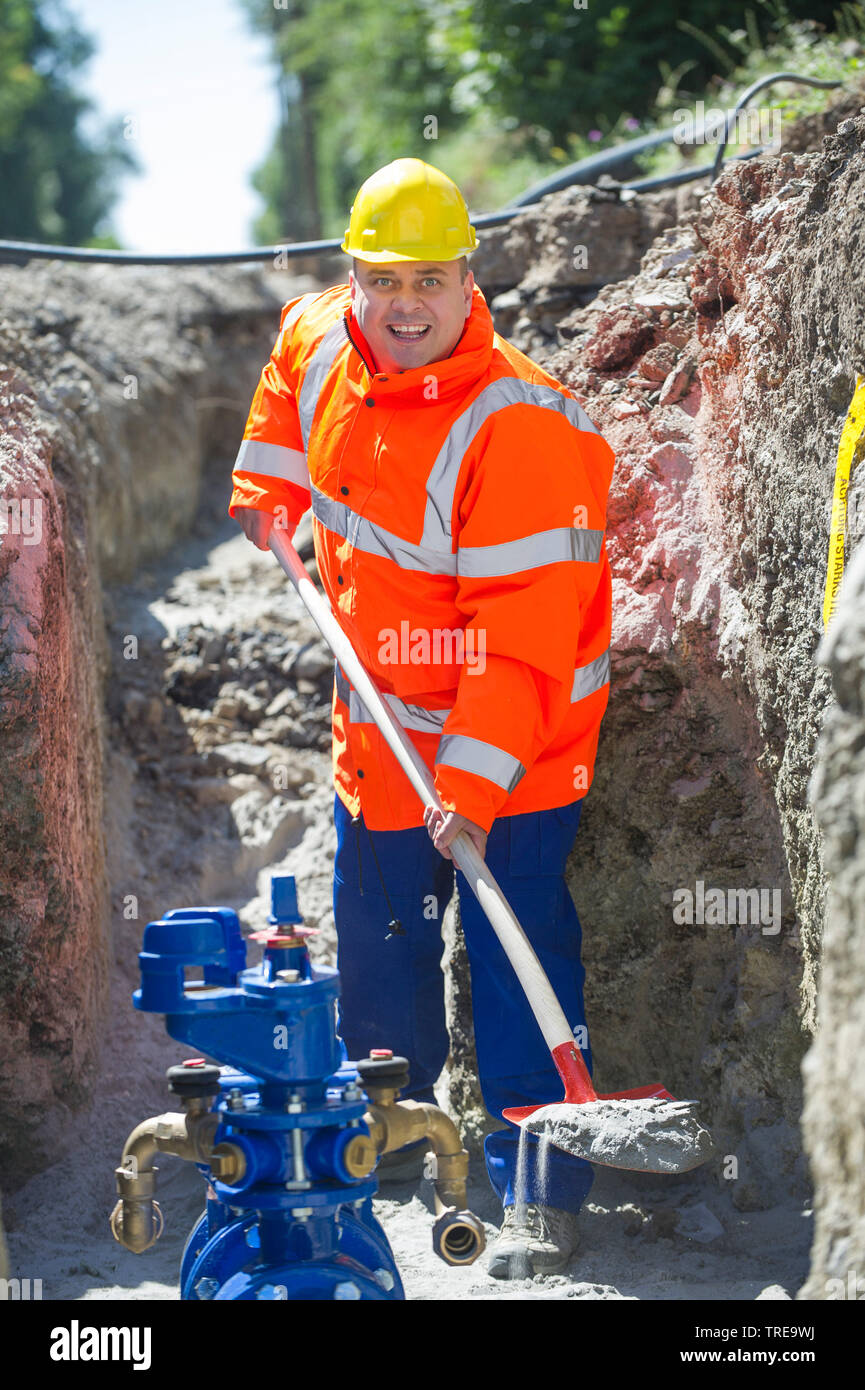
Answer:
[
  {"left": 463, "top": 268, "right": 475, "bottom": 317},
  {"left": 348, "top": 266, "right": 356, "bottom": 302}
]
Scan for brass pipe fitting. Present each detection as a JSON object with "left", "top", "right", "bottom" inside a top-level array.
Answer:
[
  {"left": 364, "top": 1093, "right": 485, "bottom": 1266},
  {"left": 110, "top": 1103, "right": 233, "bottom": 1254},
  {"left": 341, "top": 1131, "right": 379, "bottom": 1179}
]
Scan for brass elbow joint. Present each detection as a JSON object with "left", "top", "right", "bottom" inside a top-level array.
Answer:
[
  {"left": 110, "top": 1101, "right": 224, "bottom": 1254},
  {"left": 363, "top": 1088, "right": 485, "bottom": 1266}
]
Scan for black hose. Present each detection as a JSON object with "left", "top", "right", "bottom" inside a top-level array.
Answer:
[
  {"left": 0, "top": 71, "right": 844, "bottom": 267},
  {"left": 0, "top": 209, "right": 536, "bottom": 267},
  {"left": 708, "top": 72, "right": 841, "bottom": 181}
]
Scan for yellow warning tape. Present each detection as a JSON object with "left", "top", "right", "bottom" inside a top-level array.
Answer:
[{"left": 822, "top": 373, "right": 865, "bottom": 632}]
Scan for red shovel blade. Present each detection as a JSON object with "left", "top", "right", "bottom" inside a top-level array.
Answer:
[
  {"left": 502, "top": 1083, "right": 674, "bottom": 1126},
  {"left": 503, "top": 1041, "right": 675, "bottom": 1124}
]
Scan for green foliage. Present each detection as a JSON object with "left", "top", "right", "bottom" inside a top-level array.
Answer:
[
  {"left": 0, "top": 0, "right": 138, "bottom": 244},
  {"left": 634, "top": 3, "right": 865, "bottom": 179},
  {"left": 437, "top": 0, "right": 843, "bottom": 150},
  {"left": 240, "top": 0, "right": 857, "bottom": 242},
  {"left": 242, "top": 0, "right": 467, "bottom": 240}
]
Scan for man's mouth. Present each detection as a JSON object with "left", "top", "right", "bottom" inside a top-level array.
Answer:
[{"left": 387, "top": 322, "right": 431, "bottom": 343}]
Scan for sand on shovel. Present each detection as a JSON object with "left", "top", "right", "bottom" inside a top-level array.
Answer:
[{"left": 520, "top": 1097, "right": 715, "bottom": 1174}]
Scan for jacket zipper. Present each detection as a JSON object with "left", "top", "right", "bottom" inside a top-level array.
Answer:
[{"left": 343, "top": 313, "right": 376, "bottom": 379}]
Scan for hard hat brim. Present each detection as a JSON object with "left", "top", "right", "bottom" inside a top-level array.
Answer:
[{"left": 341, "top": 239, "right": 477, "bottom": 263}]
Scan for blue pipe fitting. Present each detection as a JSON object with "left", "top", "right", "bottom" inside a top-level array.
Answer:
[{"left": 132, "top": 874, "right": 404, "bottom": 1301}]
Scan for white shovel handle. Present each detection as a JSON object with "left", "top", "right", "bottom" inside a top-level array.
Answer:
[{"left": 268, "top": 528, "right": 574, "bottom": 1054}]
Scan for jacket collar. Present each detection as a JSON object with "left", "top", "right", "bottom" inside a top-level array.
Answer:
[{"left": 341, "top": 284, "right": 495, "bottom": 405}]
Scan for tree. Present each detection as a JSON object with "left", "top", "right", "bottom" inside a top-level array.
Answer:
[
  {"left": 240, "top": 0, "right": 850, "bottom": 238},
  {"left": 0, "top": 0, "right": 138, "bottom": 245},
  {"left": 241, "top": 0, "right": 467, "bottom": 241},
  {"left": 447, "top": 0, "right": 847, "bottom": 151}
]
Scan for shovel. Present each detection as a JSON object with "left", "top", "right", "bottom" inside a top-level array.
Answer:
[{"left": 268, "top": 528, "right": 714, "bottom": 1175}]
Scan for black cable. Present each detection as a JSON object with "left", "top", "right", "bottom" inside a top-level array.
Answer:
[
  {"left": 355, "top": 815, "right": 405, "bottom": 940},
  {"left": 0, "top": 212, "right": 532, "bottom": 266},
  {"left": 709, "top": 73, "right": 841, "bottom": 181},
  {"left": 0, "top": 72, "right": 844, "bottom": 267}
]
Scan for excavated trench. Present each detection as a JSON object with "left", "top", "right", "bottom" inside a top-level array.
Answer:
[
  {"left": 0, "top": 356, "right": 820, "bottom": 1298},
  {"left": 3, "top": 90, "right": 865, "bottom": 1299},
  {"left": 2, "top": 463, "right": 812, "bottom": 1300}
]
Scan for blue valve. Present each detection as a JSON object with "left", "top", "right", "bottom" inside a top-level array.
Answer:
[
  {"left": 269, "top": 874, "right": 302, "bottom": 927},
  {"left": 131, "top": 873, "right": 404, "bottom": 1301}
]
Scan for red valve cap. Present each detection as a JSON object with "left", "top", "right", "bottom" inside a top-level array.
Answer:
[{"left": 249, "top": 927, "right": 319, "bottom": 946}]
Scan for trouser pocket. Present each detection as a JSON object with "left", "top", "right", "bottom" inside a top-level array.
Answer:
[{"left": 506, "top": 800, "right": 583, "bottom": 878}]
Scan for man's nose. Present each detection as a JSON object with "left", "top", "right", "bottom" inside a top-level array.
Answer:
[{"left": 390, "top": 290, "right": 425, "bottom": 315}]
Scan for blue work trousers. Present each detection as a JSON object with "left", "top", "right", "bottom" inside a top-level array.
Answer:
[{"left": 332, "top": 793, "right": 595, "bottom": 1213}]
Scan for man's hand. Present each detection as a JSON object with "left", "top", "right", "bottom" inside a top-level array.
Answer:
[
  {"left": 423, "top": 805, "right": 488, "bottom": 861},
  {"left": 235, "top": 505, "right": 275, "bottom": 551}
]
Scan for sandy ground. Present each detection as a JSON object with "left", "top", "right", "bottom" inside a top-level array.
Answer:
[{"left": 3, "top": 514, "right": 812, "bottom": 1301}]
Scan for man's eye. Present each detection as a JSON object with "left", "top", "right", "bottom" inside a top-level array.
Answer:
[{"left": 422, "top": 278, "right": 440, "bottom": 287}]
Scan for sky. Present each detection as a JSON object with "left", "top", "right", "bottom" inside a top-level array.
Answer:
[{"left": 65, "top": 0, "right": 281, "bottom": 253}]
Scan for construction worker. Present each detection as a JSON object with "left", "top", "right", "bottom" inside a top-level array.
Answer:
[{"left": 229, "top": 158, "right": 615, "bottom": 1279}]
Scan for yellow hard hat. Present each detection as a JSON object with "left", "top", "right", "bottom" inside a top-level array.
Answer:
[{"left": 341, "top": 158, "right": 478, "bottom": 263}]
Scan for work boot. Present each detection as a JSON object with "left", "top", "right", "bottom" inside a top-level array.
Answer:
[{"left": 486, "top": 1203, "right": 579, "bottom": 1279}]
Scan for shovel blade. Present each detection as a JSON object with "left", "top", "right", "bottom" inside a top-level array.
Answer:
[
  {"left": 502, "top": 1088, "right": 715, "bottom": 1175},
  {"left": 502, "top": 1082, "right": 674, "bottom": 1126}
]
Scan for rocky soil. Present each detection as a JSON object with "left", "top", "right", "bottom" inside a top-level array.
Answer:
[{"left": 2, "top": 516, "right": 810, "bottom": 1301}]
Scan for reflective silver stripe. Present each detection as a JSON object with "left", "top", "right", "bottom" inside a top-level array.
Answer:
[
  {"left": 436, "top": 734, "right": 526, "bottom": 793},
  {"left": 334, "top": 665, "right": 376, "bottom": 725},
  {"left": 336, "top": 645, "right": 608, "bottom": 749},
  {"left": 421, "top": 377, "right": 600, "bottom": 553},
  {"left": 276, "top": 293, "right": 318, "bottom": 354},
  {"left": 312, "top": 484, "right": 456, "bottom": 574},
  {"left": 298, "top": 320, "right": 348, "bottom": 450},
  {"left": 334, "top": 663, "right": 451, "bottom": 734},
  {"left": 233, "top": 439, "right": 310, "bottom": 488},
  {"left": 387, "top": 697, "right": 451, "bottom": 735},
  {"left": 458, "top": 525, "right": 603, "bottom": 578},
  {"left": 334, "top": 662, "right": 351, "bottom": 705},
  {"left": 313, "top": 481, "right": 603, "bottom": 578},
  {"left": 571, "top": 648, "right": 610, "bottom": 703}
]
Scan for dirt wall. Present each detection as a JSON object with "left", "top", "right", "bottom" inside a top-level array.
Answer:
[{"left": 0, "top": 263, "right": 313, "bottom": 1183}]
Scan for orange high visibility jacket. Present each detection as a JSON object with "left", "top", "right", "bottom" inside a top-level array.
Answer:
[{"left": 229, "top": 283, "right": 614, "bottom": 834}]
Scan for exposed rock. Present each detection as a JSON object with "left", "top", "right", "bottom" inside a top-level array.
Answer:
[
  {"left": 209, "top": 741, "right": 273, "bottom": 773},
  {"left": 0, "top": 394, "right": 107, "bottom": 1182},
  {"left": 291, "top": 640, "right": 333, "bottom": 682},
  {"left": 228, "top": 790, "right": 308, "bottom": 868},
  {"left": 675, "top": 1201, "right": 725, "bottom": 1245},
  {"left": 471, "top": 183, "right": 702, "bottom": 358},
  {"left": 534, "top": 117, "right": 865, "bottom": 1218},
  {"left": 799, "top": 542, "right": 865, "bottom": 1299}
]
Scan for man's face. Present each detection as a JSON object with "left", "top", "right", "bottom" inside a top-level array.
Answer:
[{"left": 348, "top": 259, "right": 474, "bottom": 373}]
